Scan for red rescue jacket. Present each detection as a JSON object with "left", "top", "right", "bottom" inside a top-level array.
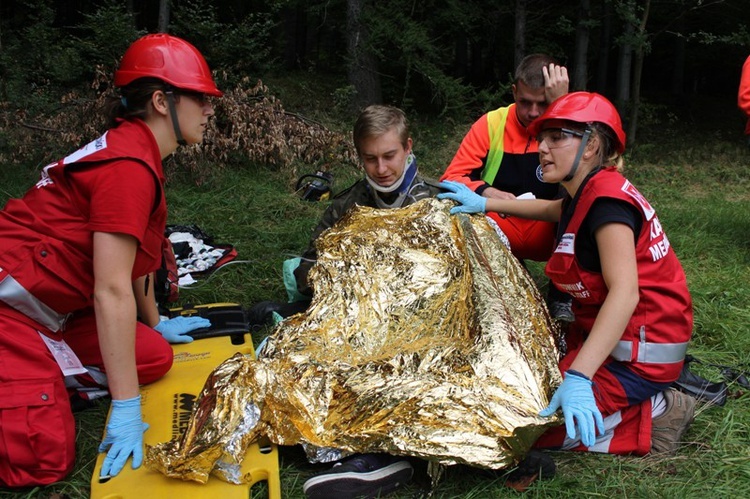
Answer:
[
  {"left": 545, "top": 168, "right": 692, "bottom": 383},
  {"left": 0, "top": 119, "right": 166, "bottom": 328}
]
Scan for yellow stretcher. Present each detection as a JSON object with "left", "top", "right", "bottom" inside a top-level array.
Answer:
[{"left": 90, "top": 304, "right": 280, "bottom": 499}]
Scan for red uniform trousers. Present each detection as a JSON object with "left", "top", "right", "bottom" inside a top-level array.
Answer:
[
  {"left": 534, "top": 328, "right": 655, "bottom": 456},
  {"left": 487, "top": 212, "right": 556, "bottom": 262},
  {"left": 0, "top": 303, "right": 172, "bottom": 487}
]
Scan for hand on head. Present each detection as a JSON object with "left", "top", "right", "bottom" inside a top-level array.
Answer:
[{"left": 543, "top": 64, "right": 570, "bottom": 104}]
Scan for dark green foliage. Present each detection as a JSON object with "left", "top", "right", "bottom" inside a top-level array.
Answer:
[
  {"left": 74, "top": 1, "right": 146, "bottom": 72},
  {"left": 364, "top": 1, "right": 472, "bottom": 114},
  {"left": 0, "top": 1, "right": 144, "bottom": 113},
  {"left": 0, "top": 0, "right": 83, "bottom": 113},
  {"left": 171, "top": 0, "right": 276, "bottom": 85}
]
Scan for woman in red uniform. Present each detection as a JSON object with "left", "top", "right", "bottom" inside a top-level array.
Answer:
[
  {"left": 0, "top": 34, "right": 220, "bottom": 487},
  {"left": 439, "top": 92, "right": 696, "bottom": 456}
]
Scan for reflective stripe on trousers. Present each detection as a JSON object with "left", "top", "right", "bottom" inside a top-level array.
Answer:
[{"left": 0, "top": 270, "right": 69, "bottom": 332}]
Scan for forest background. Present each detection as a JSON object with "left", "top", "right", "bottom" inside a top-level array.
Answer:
[
  {"left": 3, "top": 0, "right": 750, "bottom": 149},
  {"left": 0, "top": 0, "right": 749, "bottom": 498}
]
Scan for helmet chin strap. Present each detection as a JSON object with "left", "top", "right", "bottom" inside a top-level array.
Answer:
[
  {"left": 563, "top": 128, "right": 592, "bottom": 182},
  {"left": 165, "top": 90, "right": 187, "bottom": 146}
]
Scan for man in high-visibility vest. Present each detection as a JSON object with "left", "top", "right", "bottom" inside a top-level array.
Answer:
[{"left": 440, "top": 53, "right": 573, "bottom": 321}]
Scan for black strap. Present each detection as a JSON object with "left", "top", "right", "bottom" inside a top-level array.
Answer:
[
  {"left": 165, "top": 90, "right": 186, "bottom": 146},
  {"left": 685, "top": 355, "right": 750, "bottom": 389},
  {"left": 563, "top": 128, "right": 592, "bottom": 182}
]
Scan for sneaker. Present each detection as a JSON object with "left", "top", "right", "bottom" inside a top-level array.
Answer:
[
  {"left": 247, "top": 300, "right": 310, "bottom": 328},
  {"left": 503, "top": 450, "right": 556, "bottom": 491},
  {"left": 549, "top": 300, "right": 575, "bottom": 323},
  {"left": 651, "top": 388, "right": 697, "bottom": 455},
  {"left": 303, "top": 453, "right": 413, "bottom": 499}
]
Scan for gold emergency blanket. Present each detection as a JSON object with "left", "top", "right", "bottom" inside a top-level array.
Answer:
[{"left": 147, "top": 197, "right": 562, "bottom": 483}]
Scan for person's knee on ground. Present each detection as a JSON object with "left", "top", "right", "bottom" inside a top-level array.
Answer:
[{"left": 0, "top": 376, "right": 76, "bottom": 487}]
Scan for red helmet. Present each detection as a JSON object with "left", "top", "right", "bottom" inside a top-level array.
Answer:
[
  {"left": 529, "top": 92, "right": 626, "bottom": 153},
  {"left": 114, "top": 33, "right": 222, "bottom": 96}
]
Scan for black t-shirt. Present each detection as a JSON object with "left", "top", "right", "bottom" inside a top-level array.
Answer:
[{"left": 574, "top": 198, "right": 642, "bottom": 272}]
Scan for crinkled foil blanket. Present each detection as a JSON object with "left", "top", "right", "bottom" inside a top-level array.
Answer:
[{"left": 146, "top": 198, "right": 562, "bottom": 484}]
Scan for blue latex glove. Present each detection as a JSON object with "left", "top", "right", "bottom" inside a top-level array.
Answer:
[
  {"left": 437, "top": 181, "right": 487, "bottom": 214},
  {"left": 154, "top": 316, "right": 211, "bottom": 344},
  {"left": 539, "top": 371, "right": 604, "bottom": 447},
  {"left": 98, "top": 395, "right": 148, "bottom": 478}
]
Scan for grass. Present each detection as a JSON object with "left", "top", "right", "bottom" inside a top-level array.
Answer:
[{"left": 1, "top": 87, "right": 749, "bottom": 497}]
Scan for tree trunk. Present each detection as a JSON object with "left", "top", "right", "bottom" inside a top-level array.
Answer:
[
  {"left": 346, "top": 0, "right": 382, "bottom": 110},
  {"left": 595, "top": 0, "right": 613, "bottom": 93},
  {"left": 454, "top": 34, "right": 468, "bottom": 80},
  {"left": 572, "top": 0, "right": 591, "bottom": 90},
  {"left": 615, "top": 7, "right": 634, "bottom": 107},
  {"left": 282, "top": 6, "right": 302, "bottom": 69},
  {"left": 470, "top": 39, "right": 485, "bottom": 87},
  {"left": 305, "top": 8, "right": 319, "bottom": 68},
  {"left": 671, "top": 16, "right": 686, "bottom": 97},
  {"left": 627, "top": 0, "right": 650, "bottom": 144},
  {"left": 157, "top": 0, "right": 170, "bottom": 33},
  {"left": 514, "top": 0, "right": 527, "bottom": 69}
]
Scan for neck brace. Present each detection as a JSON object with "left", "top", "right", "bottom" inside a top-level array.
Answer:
[{"left": 366, "top": 154, "right": 420, "bottom": 209}]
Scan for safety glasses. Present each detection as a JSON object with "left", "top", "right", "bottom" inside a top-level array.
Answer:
[
  {"left": 179, "top": 91, "right": 213, "bottom": 107},
  {"left": 536, "top": 127, "right": 585, "bottom": 148}
]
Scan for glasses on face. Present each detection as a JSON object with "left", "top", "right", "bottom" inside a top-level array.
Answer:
[
  {"left": 536, "top": 128, "right": 584, "bottom": 148},
  {"left": 179, "top": 91, "right": 212, "bottom": 107}
]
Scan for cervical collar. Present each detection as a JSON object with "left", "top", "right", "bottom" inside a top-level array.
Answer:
[{"left": 367, "top": 153, "right": 419, "bottom": 209}]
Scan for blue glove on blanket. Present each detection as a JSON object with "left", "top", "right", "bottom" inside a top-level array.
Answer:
[
  {"left": 539, "top": 370, "right": 605, "bottom": 447},
  {"left": 154, "top": 316, "right": 211, "bottom": 344},
  {"left": 98, "top": 395, "right": 148, "bottom": 478},
  {"left": 437, "top": 180, "right": 488, "bottom": 214}
]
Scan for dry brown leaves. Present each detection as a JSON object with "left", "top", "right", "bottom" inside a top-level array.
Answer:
[{"left": 0, "top": 69, "right": 357, "bottom": 183}]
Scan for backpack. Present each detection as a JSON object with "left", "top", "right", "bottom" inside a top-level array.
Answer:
[
  {"left": 154, "top": 237, "right": 180, "bottom": 306},
  {"left": 153, "top": 225, "right": 238, "bottom": 308}
]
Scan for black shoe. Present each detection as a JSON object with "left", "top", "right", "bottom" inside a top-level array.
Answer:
[
  {"left": 247, "top": 300, "right": 310, "bottom": 327},
  {"left": 69, "top": 392, "right": 97, "bottom": 413},
  {"left": 672, "top": 358, "right": 727, "bottom": 406},
  {"left": 503, "top": 450, "right": 555, "bottom": 491},
  {"left": 546, "top": 284, "right": 574, "bottom": 323},
  {"left": 247, "top": 301, "right": 285, "bottom": 327},
  {"left": 303, "top": 453, "right": 413, "bottom": 499},
  {"left": 549, "top": 299, "right": 575, "bottom": 323}
]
